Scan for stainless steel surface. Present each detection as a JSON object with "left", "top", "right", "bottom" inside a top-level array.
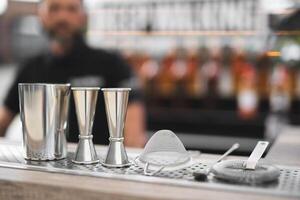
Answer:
[
  {"left": 18, "top": 83, "right": 71, "bottom": 160},
  {"left": 245, "top": 141, "right": 269, "bottom": 170},
  {"left": 72, "top": 87, "right": 100, "bottom": 164},
  {"left": 102, "top": 88, "right": 131, "bottom": 167},
  {"left": 0, "top": 144, "right": 299, "bottom": 198}
]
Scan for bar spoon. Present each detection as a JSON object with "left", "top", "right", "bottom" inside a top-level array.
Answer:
[{"left": 193, "top": 143, "right": 240, "bottom": 181}]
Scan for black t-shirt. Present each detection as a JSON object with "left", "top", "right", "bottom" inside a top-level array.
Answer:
[{"left": 4, "top": 39, "right": 142, "bottom": 145}]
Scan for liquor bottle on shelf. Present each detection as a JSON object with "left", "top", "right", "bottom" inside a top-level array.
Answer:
[
  {"left": 139, "top": 54, "right": 160, "bottom": 98},
  {"left": 197, "top": 47, "right": 210, "bottom": 97},
  {"left": 201, "top": 50, "right": 221, "bottom": 109},
  {"left": 218, "top": 46, "right": 234, "bottom": 98},
  {"left": 184, "top": 49, "right": 201, "bottom": 98},
  {"left": 156, "top": 49, "right": 177, "bottom": 98},
  {"left": 269, "top": 63, "right": 292, "bottom": 113},
  {"left": 235, "top": 53, "right": 258, "bottom": 119},
  {"left": 169, "top": 48, "right": 189, "bottom": 106},
  {"left": 256, "top": 53, "right": 272, "bottom": 100}
]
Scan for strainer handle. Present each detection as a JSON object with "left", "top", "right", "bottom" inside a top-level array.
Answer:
[
  {"left": 143, "top": 162, "right": 164, "bottom": 176},
  {"left": 244, "top": 141, "right": 269, "bottom": 170}
]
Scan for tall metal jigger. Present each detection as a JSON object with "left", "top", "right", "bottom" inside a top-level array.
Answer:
[
  {"left": 72, "top": 87, "right": 100, "bottom": 164},
  {"left": 102, "top": 88, "right": 131, "bottom": 167}
]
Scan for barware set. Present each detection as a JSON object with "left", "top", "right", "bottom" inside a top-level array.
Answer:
[{"left": 18, "top": 83, "right": 131, "bottom": 168}]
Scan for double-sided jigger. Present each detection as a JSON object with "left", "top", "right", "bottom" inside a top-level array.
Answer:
[
  {"left": 102, "top": 88, "right": 131, "bottom": 167},
  {"left": 72, "top": 87, "right": 100, "bottom": 164}
]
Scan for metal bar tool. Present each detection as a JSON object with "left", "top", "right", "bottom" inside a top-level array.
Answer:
[
  {"left": 102, "top": 88, "right": 131, "bottom": 167},
  {"left": 72, "top": 87, "right": 100, "bottom": 164}
]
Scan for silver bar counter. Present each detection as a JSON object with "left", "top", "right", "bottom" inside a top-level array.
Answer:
[{"left": 0, "top": 126, "right": 299, "bottom": 200}]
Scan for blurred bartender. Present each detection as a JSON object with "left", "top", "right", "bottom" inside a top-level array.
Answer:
[{"left": 0, "top": 0, "right": 146, "bottom": 147}]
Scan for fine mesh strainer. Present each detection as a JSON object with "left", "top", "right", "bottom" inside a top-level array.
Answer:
[{"left": 135, "top": 130, "right": 191, "bottom": 176}]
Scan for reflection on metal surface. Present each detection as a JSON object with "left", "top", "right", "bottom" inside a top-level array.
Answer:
[
  {"left": 102, "top": 88, "right": 131, "bottom": 167},
  {"left": 18, "top": 83, "right": 71, "bottom": 160},
  {"left": 0, "top": 144, "right": 299, "bottom": 198},
  {"left": 72, "top": 87, "right": 100, "bottom": 164}
]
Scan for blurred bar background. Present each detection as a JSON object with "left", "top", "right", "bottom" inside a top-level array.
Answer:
[{"left": 0, "top": 0, "right": 300, "bottom": 154}]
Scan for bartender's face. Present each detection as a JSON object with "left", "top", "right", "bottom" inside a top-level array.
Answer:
[{"left": 39, "top": 0, "right": 85, "bottom": 42}]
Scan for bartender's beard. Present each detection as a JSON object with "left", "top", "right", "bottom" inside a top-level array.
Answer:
[{"left": 46, "top": 28, "right": 83, "bottom": 56}]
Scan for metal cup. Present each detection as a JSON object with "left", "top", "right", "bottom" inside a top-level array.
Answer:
[
  {"left": 18, "top": 83, "right": 71, "bottom": 160},
  {"left": 102, "top": 88, "right": 131, "bottom": 167},
  {"left": 72, "top": 87, "right": 100, "bottom": 164}
]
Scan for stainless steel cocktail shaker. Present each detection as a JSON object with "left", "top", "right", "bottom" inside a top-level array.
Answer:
[{"left": 18, "top": 83, "right": 71, "bottom": 160}]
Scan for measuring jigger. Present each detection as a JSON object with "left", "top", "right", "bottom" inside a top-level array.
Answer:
[
  {"left": 102, "top": 88, "right": 131, "bottom": 167},
  {"left": 72, "top": 87, "right": 100, "bottom": 164}
]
